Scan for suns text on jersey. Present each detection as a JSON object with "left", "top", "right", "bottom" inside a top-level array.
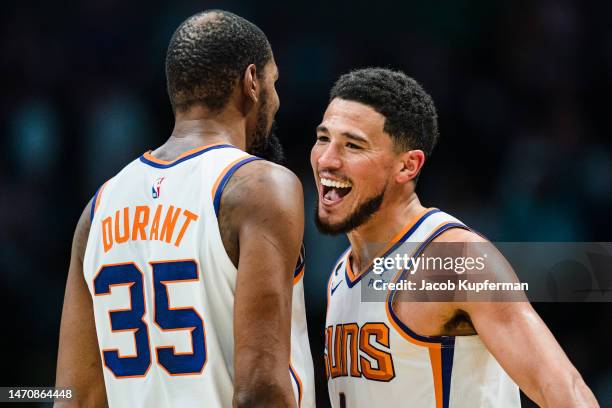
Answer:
[
  {"left": 100, "top": 204, "right": 198, "bottom": 252},
  {"left": 325, "top": 322, "right": 395, "bottom": 382}
]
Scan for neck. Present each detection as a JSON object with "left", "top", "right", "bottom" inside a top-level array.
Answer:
[
  {"left": 347, "top": 192, "right": 425, "bottom": 272},
  {"left": 154, "top": 105, "right": 248, "bottom": 157}
]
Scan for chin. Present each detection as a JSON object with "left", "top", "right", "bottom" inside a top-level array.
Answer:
[
  {"left": 315, "top": 209, "right": 348, "bottom": 235},
  {"left": 318, "top": 207, "right": 340, "bottom": 223}
]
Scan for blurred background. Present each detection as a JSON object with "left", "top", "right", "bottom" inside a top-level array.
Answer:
[{"left": 1, "top": 0, "right": 611, "bottom": 406}]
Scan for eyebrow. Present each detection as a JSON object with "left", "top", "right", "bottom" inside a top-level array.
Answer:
[{"left": 317, "top": 126, "right": 369, "bottom": 144}]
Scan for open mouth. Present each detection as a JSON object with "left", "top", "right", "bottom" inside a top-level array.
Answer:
[{"left": 320, "top": 177, "right": 353, "bottom": 205}]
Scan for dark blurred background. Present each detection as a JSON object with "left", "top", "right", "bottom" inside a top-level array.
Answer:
[{"left": 1, "top": 0, "right": 611, "bottom": 406}]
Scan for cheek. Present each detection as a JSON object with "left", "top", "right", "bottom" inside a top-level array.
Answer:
[
  {"left": 351, "top": 159, "right": 391, "bottom": 194},
  {"left": 310, "top": 145, "right": 319, "bottom": 170}
]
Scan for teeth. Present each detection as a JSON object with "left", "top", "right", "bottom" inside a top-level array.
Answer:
[{"left": 321, "top": 177, "right": 352, "bottom": 188}]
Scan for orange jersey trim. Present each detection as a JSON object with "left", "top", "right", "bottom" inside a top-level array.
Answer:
[
  {"left": 91, "top": 179, "right": 111, "bottom": 221},
  {"left": 383, "top": 219, "right": 468, "bottom": 408},
  {"left": 142, "top": 142, "right": 229, "bottom": 166},
  {"left": 289, "top": 362, "right": 303, "bottom": 407},
  {"left": 211, "top": 155, "right": 252, "bottom": 199},
  {"left": 345, "top": 207, "right": 434, "bottom": 284},
  {"left": 293, "top": 265, "right": 305, "bottom": 285}
]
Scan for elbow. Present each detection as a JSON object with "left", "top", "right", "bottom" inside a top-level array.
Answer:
[
  {"left": 233, "top": 348, "right": 295, "bottom": 407},
  {"left": 539, "top": 371, "right": 599, "bottom": 408},
  {"left": 54, "top": 399, "right": 103, "bottom": 408},
  {"left": 569, "top": 372, "right": 599, "bottom": 408},
  {"left": 233, "top": 383, "right": 295, "bottom": 408},
  {"left": 52, "top": 387, "right": 107, "bottom": 408},
  {"left": 53, "top": 400, "right": 90, "bottom": 408}
]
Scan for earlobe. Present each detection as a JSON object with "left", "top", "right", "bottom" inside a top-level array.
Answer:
[
  {"left": 395, "top": 150, "right": 425, "bottom": 184},
  {"left": 242, "top": 64, "right": 258, "bottom": 104}
]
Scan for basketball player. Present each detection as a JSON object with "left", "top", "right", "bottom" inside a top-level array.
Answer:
[
  {"left": 312, "top": 68, "right": 598, "bottom": 407},
  {"left": 55, "top": 11, "right": 314, "bottom": 407}
]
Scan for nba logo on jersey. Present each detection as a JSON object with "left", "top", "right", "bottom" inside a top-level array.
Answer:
[{"left": 152, "top": 177, "right": 165, "bottom": 199}]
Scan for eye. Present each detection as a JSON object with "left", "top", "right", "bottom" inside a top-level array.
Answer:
[
  {"left": 316, "top": 135, "right": 330, "bottom": 143},
  {"left": 346, "top": 142, "right": 362, "bottom": 150}
]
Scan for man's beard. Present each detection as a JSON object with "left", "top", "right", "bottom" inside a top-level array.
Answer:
[
  {"left": 249, "top": 119, "right": 285, "bottom": 164},
  {"left": 248, "top": 94, "right": 285, "bottom": 164},
  {"left": 314, "top": 191, "right": 385, "bottom": 235}
]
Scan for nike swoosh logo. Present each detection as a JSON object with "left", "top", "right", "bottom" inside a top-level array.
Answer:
[{"left": 331, "top": 280, "right": 343, "bottom": 295}]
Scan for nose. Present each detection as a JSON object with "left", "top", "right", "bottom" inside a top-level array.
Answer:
[{"left": 316, "top": 142, "right": 342, "bottom": 171}]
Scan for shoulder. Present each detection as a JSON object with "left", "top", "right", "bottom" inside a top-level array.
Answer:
[
  {"left": 73, "top": 199, "right": 93, "bottom": 262},
  {"left": 422, "top": 223, "right": 488, "bottom": 261},
  {"left": 218, "top": 160, "right": 304, "bottom": 241},
  {"left": 432, "top": 226, "right": 487, "bottom": 243},
  {"left": 222, "top": 160, "right": 303, "bottom": 210},
  {"left": 230, "top": 159, "right": 301, "bottom": 189},
  {"left": 423, "top": 221, "right": 525, "bottom": 302},
  {"left": 427, "top": 225, "right": 500, "bottom": 272}
]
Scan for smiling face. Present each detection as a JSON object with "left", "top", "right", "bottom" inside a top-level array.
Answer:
[{"left": 311, "top": 98, "right": 401, "bottom": 234}]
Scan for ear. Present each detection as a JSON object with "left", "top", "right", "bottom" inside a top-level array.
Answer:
[
  {"left": 242, "top": 64, "right": 259, "bottom": 105},
  {"left": 395, "top": 150, "right": 425, "bottom": 184}
]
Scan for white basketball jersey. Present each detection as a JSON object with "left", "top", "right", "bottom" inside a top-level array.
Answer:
[
  {"left": 325, "top": 209, "right": 520, "bottom": 408},
  {"left": 83, "top": 143, "right": 315, "bottom": 408}
]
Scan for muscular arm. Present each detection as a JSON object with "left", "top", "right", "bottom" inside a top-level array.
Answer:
[
  {"left": 220, "top": 161, "right": 304, "bottom": 408},
  {"left": 55, "top": 201, "right": 107, "bottom": 407},
  {"left": 444, "top": 229, "right": 599, "bottom": 408}
]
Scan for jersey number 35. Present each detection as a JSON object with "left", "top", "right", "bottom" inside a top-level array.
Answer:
[{"left": 94, "top": 260, "right": 206, "bottom": 378}]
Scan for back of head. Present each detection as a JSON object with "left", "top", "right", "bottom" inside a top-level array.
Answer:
[
  {"left": 330, "top": 67, "right": 439, "bottom": 158},
  {"left": 166, "top": 10, "right": 272, "bottom": 112}
]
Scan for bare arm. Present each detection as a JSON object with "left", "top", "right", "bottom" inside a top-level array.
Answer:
[
  {"left": 220, "top": 161, "right": 304, "bottom": 408},
  {"left": 468, "top": 301, "right": 598, "bottom": 407},
  {"left": 446, "top": 229, "right": 599, "bottom": 408},
  {"left": 55, "top": 201, "right": 107, "bottom": 408}
]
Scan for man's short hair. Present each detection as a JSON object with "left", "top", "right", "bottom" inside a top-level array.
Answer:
[
  {"left": 166, "top": 10, "right": 272, "bottom": 112},
  {"left": 330, "top": 68, "right": 439, "bottom": 157}
]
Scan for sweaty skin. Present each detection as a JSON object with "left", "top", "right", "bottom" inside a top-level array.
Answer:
[
  {"left": 56, "top": 56, "right": 302, "bottom": 408},
  {"left": 312, "top": 97, "right": 599, "bottom": 408}
]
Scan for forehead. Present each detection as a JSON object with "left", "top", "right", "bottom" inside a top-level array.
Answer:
[{"left": 320, "top": 98, "right": 386, "bottom": 138}]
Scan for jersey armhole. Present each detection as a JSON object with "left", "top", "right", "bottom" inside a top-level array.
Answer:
[
  {"left": 211, "top": 156, "right": 262, "bottom": 217},
  {"left": 384, "top": 222, "right": 468, "bottom": 408},
  {"left": 90, "top": 179, "right": 111, "bottom": 222},
  {"left": 293, "top": 244, "right": 306, "bottom": 285},
  {"left": 385, "top": 222, "right": 470, "bottom": 347}
]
